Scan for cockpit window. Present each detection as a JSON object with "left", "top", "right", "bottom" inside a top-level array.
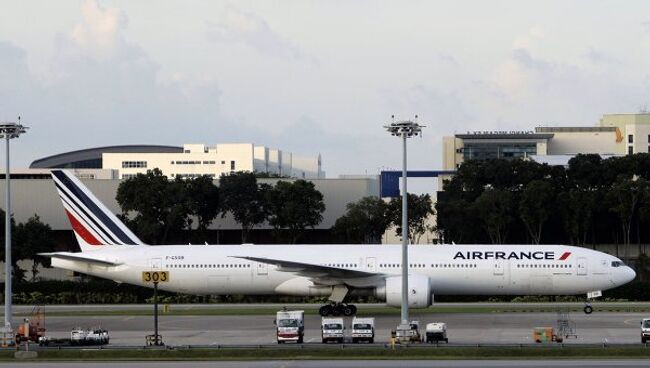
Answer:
[{"left": 611, "top": 261, "right": 624, "bottom": 268}]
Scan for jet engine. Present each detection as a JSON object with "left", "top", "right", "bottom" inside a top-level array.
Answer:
[{"left": 376, "top": 274, "right": 433, "bottom": 308}]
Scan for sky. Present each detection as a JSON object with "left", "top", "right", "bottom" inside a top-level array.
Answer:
[{"left": 1, "top": 0, "right": 650, "bottom": 181}]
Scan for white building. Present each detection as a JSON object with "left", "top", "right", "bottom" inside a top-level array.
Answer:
[
  {"left": 102, "top": 143, "right": 324, "bottom": 180},
  {"left": 442, "top": 113, "right": 650, "bottom": 171}
]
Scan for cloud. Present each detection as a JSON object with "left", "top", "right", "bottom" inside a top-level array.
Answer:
[
  {"left": 206, "top": 6, "right": 310, "bottom": 61},
  {"left": 70, "top": 0, "right": 127, "bottom": 57},
  {"left": 643, "top": 20, "right": 650, "bottom": 32},
  {"left": 0, "top": 1, "right": 230, "bottom": 167},
  {"left": 582, "top": 47, "right": 621, "bottom": 65}
]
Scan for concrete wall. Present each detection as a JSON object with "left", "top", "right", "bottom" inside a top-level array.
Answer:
[{"left": 546, "top": 130, "right": 619, "bottom": 155}]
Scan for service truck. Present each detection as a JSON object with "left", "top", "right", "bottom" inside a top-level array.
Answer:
[
  {"left": 351, "top": 317, "right": 375, "bottom": 343},
  {"left": 425, "top": 322, "right": 448, "bottom": 343},
  {"left": 321, "top": 317, "right": 345, "bottom": 343},
  {"left": 642, "top": 318, "right": 650, "bottom": 343},
  {"left": 70, "top": 327, "right": 110, "bottom": 346},
  {"left": 275, "top": 310, "right": 304, "bottom": 344}
]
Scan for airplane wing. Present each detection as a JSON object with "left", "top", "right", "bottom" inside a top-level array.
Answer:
[
  {"left": 38, "top": 252, "right": 122, "bottom": 267},
  {"left": 234, "top": 256, "right": 383, "bottom": 281}
]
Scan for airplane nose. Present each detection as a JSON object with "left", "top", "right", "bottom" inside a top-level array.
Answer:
[{"left": 625, "top": 266, "right": 636, "bottom": 283}]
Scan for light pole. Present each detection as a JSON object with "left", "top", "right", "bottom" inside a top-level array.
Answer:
[
  {"left": 0, "top": 120, "right": 28, "bottom": 330},
  {"left": 384, "top": 116, "right": 423, "bottom": 327}
]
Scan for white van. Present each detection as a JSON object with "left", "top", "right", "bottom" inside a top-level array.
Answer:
[
  {"left": 321, "top": 317, "right": 345, "bottom": 343},
  {"left": 351, "top": 317, "right": 375, "bottom": 343}
]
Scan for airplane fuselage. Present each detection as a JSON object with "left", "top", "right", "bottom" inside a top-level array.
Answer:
[{"left": 52, "top": 243, "right": 635, "bottom": 298}]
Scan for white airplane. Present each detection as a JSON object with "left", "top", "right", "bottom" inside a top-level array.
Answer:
[{"left": 42, "top": 170, "right": 636, "bottom": 316}]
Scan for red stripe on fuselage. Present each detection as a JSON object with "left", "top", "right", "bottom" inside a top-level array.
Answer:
[
  {"left": 559, "top": 252, "right": 571, "bottom": 260},
  {"left": 65, "top": 209, "right": 102, "bottom": 246}
]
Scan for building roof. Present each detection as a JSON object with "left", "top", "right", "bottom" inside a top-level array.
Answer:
[
  {"left": 536, "top": 126, "right": 616, "bottom": 133},
  {"left": 30, "top": 145, "right": 183, "bottom": 169},
  {"left": 455, "top": 133, "right": 553, "bottom": 140}
]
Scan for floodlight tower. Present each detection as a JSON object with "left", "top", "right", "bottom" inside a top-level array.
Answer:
[
  {"left": 0, "top": 119, "right": 28, "bottom": 330},
  {"left": 384, "top": 116, "right": 424, "bottom": 327}
]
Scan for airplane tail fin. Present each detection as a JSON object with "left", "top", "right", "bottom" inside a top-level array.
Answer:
[{"left": 51, "top": 170, "right": 146, "bottom": 251}]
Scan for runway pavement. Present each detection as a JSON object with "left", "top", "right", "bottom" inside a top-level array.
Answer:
[{"left": 36, "top": 310, "right": 647, "bottom": 346}]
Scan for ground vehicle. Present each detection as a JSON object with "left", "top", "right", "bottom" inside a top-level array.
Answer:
[
  {"left": 321, "top": 317, "right": 345, "bottom": 343},
  {"left": 425, "top": 322, "right": 448, "bottom": 343},
  {"left": 641, "top": 319, "right": 650, "bottom": 343},
  {"left": 15, "top": 307, "right": 46, "bottom": 343},
  {"left": 275, "top": 310, "right": 304, "bottom": 344},
  {"left": 396, "top": 321, "right": 423, "bottom": 343},
  {"left": 70, "top": 327, "right": 110, "bottom": 345},
  {"left": 351, "top": 317, "right": 374, "bottom": 343}
]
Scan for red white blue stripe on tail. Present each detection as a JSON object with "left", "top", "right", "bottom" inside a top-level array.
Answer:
[{"left": 51, "top": 170, "right": 145, "bottom": 251}]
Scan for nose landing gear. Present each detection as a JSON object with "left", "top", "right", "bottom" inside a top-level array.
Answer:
[{"left": 583, "top": 290, "right": 601, "bottom": 314}]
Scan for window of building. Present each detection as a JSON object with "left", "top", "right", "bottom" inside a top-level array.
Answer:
[
  {"left": 647, "top": 134, "right": 650, "bottom": 143},
  {"left": 463, "top": 143, "right": 536, "bottom": 161},
  {"left": 121, "top": 161, "right": 147, "bottom": 169},
  {"left": 629, "top": 134, "right": 634, "bottom": 144},
  {"left": 221, "top": 161, "right": 226, "bottom": 165},
  {"left": 122, "top": 174, "right": 137, "bottom": 180},
  {"left": 629, "top": 146, "right": 634, "bottom": 155},
  {"left": 231, "top": 160, "right": 236, "bottom": 170}
]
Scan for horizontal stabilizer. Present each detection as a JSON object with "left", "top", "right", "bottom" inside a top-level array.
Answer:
[{"left": 38, "top": 252, "right": 122, "bottom": 267}]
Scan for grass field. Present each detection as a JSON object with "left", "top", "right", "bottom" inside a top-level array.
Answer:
[{"left": 5, "top": 346, "right": 650, "bottom": 361}]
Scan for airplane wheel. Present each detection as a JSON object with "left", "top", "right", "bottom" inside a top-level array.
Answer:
[
  {"left": 342, "top": 305, "right": 354, "bottom": 316},
  {"left": 319, "top": 305, "right": 332, "bottom": 316},
  {"left": 332, "top": 305, "right": 343, "bottom": 316},
  {"left": 584, "top": 305, "right": 593, "bottom": 314},
  {"left": 349, "top": 304, "right": 357, "bottom": 315}
]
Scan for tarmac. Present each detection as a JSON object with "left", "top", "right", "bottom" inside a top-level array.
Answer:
[{"left": 32, "top": 310, "right": 647, "bottom": 346}]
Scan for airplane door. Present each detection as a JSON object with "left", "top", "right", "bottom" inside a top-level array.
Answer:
[
  {"left": 577, "top": 257, "right": 588, "bottom": 276},
  {"left": 493, "top": 260, "right": 504, "bottom": 276},
  {"left": 256, "top": 262, "right": 268, "bottom": 276},
  {"left": 149, "top": 258, "right": 162, "bottom": 269},
  {"left": 366, "top": 257, "right": 377, "bottom": 273}
]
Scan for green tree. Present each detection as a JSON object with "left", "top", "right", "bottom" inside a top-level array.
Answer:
[
  {"left": 558, "top": 188, "right": 600, "bottom": 246},
  {"left": 474, "top": 189, "right": 514, "bottom": 244},
  {"left": 186, "top": 176, "right": 220, "bottom": 242},
  {"left": 219, "top": 172, "right": 268, "bottom": 243},
  {"left": 0, "top": 210, "right": 23, "bottom": 281},
  {"left": 332, "top": 196, "right": 391, "bottom": 243},
  {"left": 116, "top": 169, "right": 192, "bottom": 244},
  {"left": 266, "top": 180, "right": 325, "bottom": 243},
  {"left": 519, "top": 180, "right": 555, "bottom": 244},
  {"left": 389, "top": 194, "right": 435, "bottom": 243},
  {"left": 13, "top": 215, "right": 54, "bottom": 280},
  {"left": 607, "top": 177, "right": 650, "bottom": 261}
]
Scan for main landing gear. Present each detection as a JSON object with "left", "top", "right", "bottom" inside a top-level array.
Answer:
[
  {"left": 583, "top": 302, "right": 593, "bottom": 314},
  {"left": 319, "top": 303, "right": 357, "bottom": 317}
]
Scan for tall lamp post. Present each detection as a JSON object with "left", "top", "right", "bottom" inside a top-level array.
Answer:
[
  {"left": 0, "top": 120, "right": 28, "bottom": 331},
  {"left": 384, "top": 116, "right": 423, "bottom": 329}
]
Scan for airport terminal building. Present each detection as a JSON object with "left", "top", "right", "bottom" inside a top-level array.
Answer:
[
  {"left": 442, "top": 113, "right": 650, "bottom": 170},
  {"left": 31, "top": 143, "right": 324, "bottom": 180}
]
